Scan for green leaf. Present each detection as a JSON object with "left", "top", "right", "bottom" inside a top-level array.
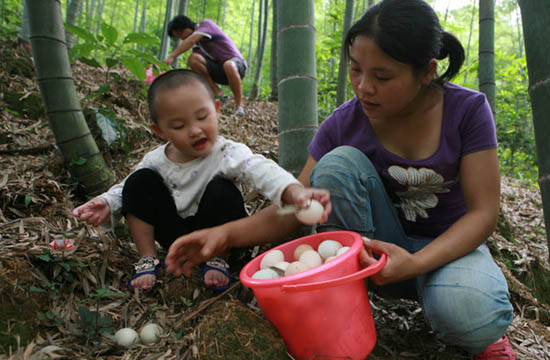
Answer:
[
  {"left": 71, "top": 157, "right": 87, "bottom": 166},
  {"left": 105, "top": 57, "right": 119, "bottom": 68},
  {"left": 24, "top": 194, "right": 32, "bottom": 207},
  {"left": 37, "top": 254, "right": 53, "bottom": 262},
  {"left": 78, "top": 56, "right": 102, "bottom": 68},
  {"left": 65, "top": 23, "right": 97, "bottom": 44},
  {"left": 100, "top": 22, "right": 118, "bottom": 45},
  {"left": 95, "top": 111, "right": 120, "bottom": 145},
  {"left": 30, "top": 286, "right": 46, "bottom": 293},
  {"left": 123, "top": 32, "right": 160, "bottom": 45},
  {"left": 91, "top": 288, "right": 125, "bottom": 298},
  {"left": 121, "top": 56, "right": 146, "bottom": 81}
]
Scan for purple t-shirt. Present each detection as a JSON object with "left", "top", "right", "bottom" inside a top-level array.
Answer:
[
  {"left": 308, "top": 82, "right": 497, "bottom": 238},
  {"left": 193, "top": 19, "right": 247, "bottom": 68}
]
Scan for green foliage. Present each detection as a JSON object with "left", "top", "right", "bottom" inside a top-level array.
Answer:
[
  {"left": 493, "top": 53, "right": 537, "bottom": 183},
  {"left": 0, "top": 0, "right": 22, "bottom": 38},
  {"left": 65, "top": 22, "right": 168, "bottom": 81},
  {"left": 76, "top": 306, "right": 115, "bottom": 339},
  {"left": 85, "top": 107, "right": 129, "bottom": 152},
  {"left": 181, "top": 296, "right": 193, "bottom": 307},
  {"left": 31, "top": 249, "right": 87, "bottom": 293}
]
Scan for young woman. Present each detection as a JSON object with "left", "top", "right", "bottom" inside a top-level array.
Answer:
[{"left": 166, "top": 1, "right": 515, "bottom": 358}]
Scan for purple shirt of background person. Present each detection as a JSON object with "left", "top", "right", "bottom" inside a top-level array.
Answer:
[{"left": 193, "top": 20, "right": 247, "bottom": 70}]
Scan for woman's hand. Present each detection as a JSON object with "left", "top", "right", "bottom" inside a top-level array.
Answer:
[
  {"left": 72, "top": 197, "right": 110, "bottom": 227},
  {"left": 166, "top": 226, "right": 230, "bottom": 277},
  {"left": 359, "top": 237, "right": 421, "bottom": 285}
]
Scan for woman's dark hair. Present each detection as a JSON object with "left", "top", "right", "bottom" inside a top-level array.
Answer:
[
  {"left": 167, "top": 15, "right": 196, "bottom": 37},
  {"left": 147, "top": 69, "right": 215, "bottom": 124},
  {"left": 345, "top": 0, "right": 465, "bottom": 84}
]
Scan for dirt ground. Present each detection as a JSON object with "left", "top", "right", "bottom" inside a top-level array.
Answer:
[{"left": 1, "top": 39, "right": 550, "bottom": 359}]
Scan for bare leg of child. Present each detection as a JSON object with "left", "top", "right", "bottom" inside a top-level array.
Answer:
[{"left": 127, "top": 214, "right": 158, "bottom": 290}]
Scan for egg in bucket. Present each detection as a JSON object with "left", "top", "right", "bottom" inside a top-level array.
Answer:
[{"left": 240, "top": 231, "right": 386, "bottom": 360}]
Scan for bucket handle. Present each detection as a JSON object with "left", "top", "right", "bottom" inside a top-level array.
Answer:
[{"left": 281, "top": 251, "right": 387, "bottom": 293}]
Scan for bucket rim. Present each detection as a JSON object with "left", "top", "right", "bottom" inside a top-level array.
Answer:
[{"left": 240, "top": 230, "right": 363, "bottom": 289}]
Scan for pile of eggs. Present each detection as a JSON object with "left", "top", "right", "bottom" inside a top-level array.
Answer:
[
  {"left": 114, "top": 323, "right": 161, "bottom": 348},
  {"left": 252, "top": 239, "right": 350, "bottom": 279}
]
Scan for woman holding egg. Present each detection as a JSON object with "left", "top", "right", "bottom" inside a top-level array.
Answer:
[{"left": 166, "top": 0, "right": 515, "bottom": 358}]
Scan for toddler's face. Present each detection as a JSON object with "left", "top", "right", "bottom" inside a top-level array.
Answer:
[{"left": 152, "top": 81, "right": 219, "bottom": 163}]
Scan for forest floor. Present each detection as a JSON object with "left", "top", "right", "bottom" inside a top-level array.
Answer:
[{"left": 1, "top": 39, "right": 550, "bottom": 359}]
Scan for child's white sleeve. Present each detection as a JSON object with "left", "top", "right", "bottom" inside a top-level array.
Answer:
[{"left": 221, "top": 141, "right": 301, "bottom": 207}]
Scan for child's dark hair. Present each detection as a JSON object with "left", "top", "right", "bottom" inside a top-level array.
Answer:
[
  {"left": 147, "top": 69, "right": 215, "bottom": 124},
  {"left": 167, "top": 15, "right": 196, "bottom": 37},
  {"left": 345, "top": 0, "right": 465, "bottom": 84}
]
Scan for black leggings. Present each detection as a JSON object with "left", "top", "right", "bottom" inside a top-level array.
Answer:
[{"left": 121, "top": 168, "right": 248, "bottom": 250}]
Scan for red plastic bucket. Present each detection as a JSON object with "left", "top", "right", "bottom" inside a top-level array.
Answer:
[{"left": 240, "top": 231, "right": 386, "bottom": 360}]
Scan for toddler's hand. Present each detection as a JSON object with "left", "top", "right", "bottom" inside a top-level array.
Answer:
[{"left": 72, "top": 197, "right": 111, "bottom": 227}]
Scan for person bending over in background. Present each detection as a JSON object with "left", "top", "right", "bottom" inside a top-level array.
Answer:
[
  {"left": 164, "top": 1, "right": 516, "bottom": 359},
  {"left": 73, "top": 69, "right": 330, "bottom": 292},
  {"left": 163, "top": 15, "right": 247, "bottom": 116}
]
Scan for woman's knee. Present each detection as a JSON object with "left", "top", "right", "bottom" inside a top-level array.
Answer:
[
  {"left": 421, "top": 258, "right": 514, "bottom": 354},
  {"left": 311, "top": 146, "right": 382, "bottom": 198}
]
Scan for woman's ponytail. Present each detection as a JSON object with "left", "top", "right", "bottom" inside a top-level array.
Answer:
[{"left": 437, "top": 32, "right": 465, "bottom": 83}]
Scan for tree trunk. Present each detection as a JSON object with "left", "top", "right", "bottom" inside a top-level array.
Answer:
[
  {"left": 515, "top": 5, "right": 523, "bottom": 58},
  {"left": 95, "top": 0, "right": 105, "bottom": 34},
  {"left": 269, "top": 0, "right": 278, "bottom": 101},
  {"left": 159, "top": 0, "right": 174, "bottom": 60},
  {"left": 222, "top": 0, "right": 227, "bottom": 30},
  {"left": 247, "top": 0, "right": 256, "bottom": 72},
  {"left": 518, "top": 0, "right": 550, "bottom": 252},
  {"left": 464, "top": 0, "right": 476, "bottom": 84},
  {"left": 140, "top": 0, "right": 148, "bottom": 32},
  {"left": 18, "top": 0, "right": 30, "bottom": 43},
  {"left": 443, "top": 0, "right": 451, "bottom": 22},
  {"left": 250, "top": 0, "right": 269, "bottom": 100},
  {"left": 336, "top": 0, "right": 354, "bottom": 106},
  {"left": 277, "top": 0, "right": 317, "bottom": 176},
  {"left": 478, "top": 0, "right": 496, "bottom": 113},
  {"left": 133, "top": 0, "right": 140, "bottom": 33},
  {"left": 26, "top": 0, "right": 114, "bottom": 196},
  {"left": 88, "top": 0, "right": 95, "bottom": 31},
  {"left": 368, "top": 0, "right": 374, "bottom": 8},
  {"left": 65, "top": 0, "right": 81, "bottom": 49},
  {"left": 178, "top": 0, "right": 188, "bottom": 15},
  {"left": 202, "top": 0, "right": 207, "bottom": 19}
]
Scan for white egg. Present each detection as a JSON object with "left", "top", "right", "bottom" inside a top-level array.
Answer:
[
  {"left": 114, "top": 328, "right": 139, "bottom": 348},
  {"left": 284, "top": 261, "right": 310, "bottom": 276},
  {"left": 324, "top": 255, "right": 337, "bottom": 263},
  {"left": 252, "top": 268, "right": 280, "bottom": 279},
  {"left": 260, "top": 249, "right": 285, "bottom": 270},
  {"left": 299, "top": 250, "right": 323, "bottom": 269},
  {"left": 295, "top": 200, "right": 324, "bottom": 225},
  {"left": 293, "top": 244, "right": 313, "bottom": 261},
  {"left": 336, "top": 246, "right": 350, "bottom": 256},
  {"left": 317, "top": 240, "right": 343, "bottom": 259},
  {"left": 140, "top": 323, "right": 161, "bottom": 344},
  {"left": 272, "top": 261, "right": 290, "bottom": 272}
]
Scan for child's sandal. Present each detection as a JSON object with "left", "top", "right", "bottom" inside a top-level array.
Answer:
[
  {"left": 128, "top": 256, "right": 161, "bottom": 290},
  {"left": 201, "top": 257, "right": 231, "bottom": 291}
]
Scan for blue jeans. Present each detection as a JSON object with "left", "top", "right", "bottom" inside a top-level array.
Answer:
[{"left": 310, "top": 146, "right": 513, "bottom": 354}]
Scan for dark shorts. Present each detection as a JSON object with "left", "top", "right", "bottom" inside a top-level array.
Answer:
[{"left": 205, "top": 57, "right": 247, "bottom": 85}]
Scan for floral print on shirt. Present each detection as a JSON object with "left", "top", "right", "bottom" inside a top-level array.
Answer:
[{"left": 388, "top": 165, "right": 455, "bottom": 222}]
